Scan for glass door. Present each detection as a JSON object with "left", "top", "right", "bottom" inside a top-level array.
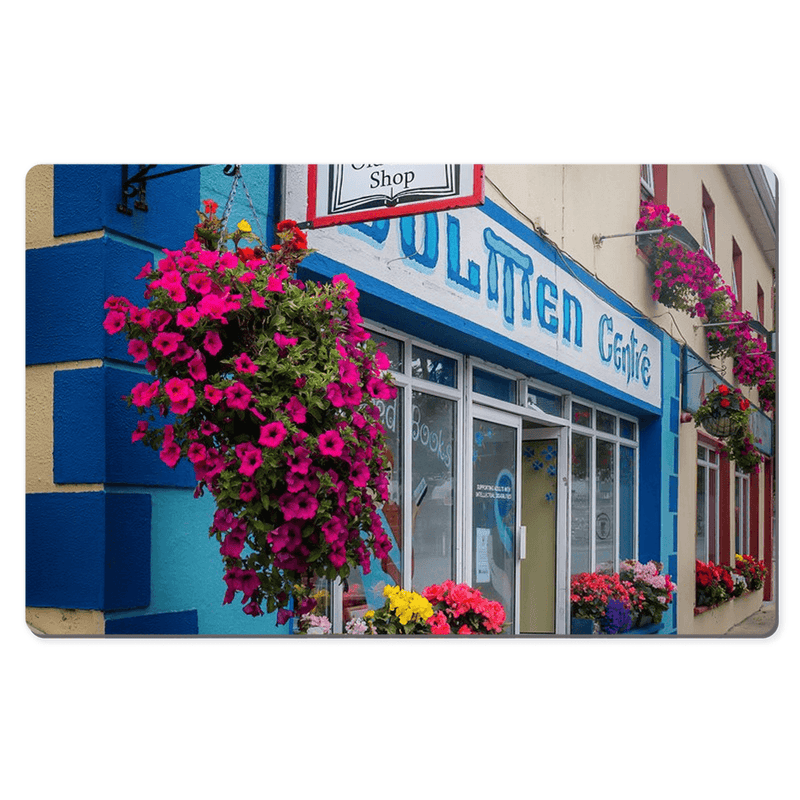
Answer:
[
  {"left": 470, "top": 409, "right": 521, "bottom": 634},
  {"left": 520, "top": 427, "right": 568, "bottom": 634}
]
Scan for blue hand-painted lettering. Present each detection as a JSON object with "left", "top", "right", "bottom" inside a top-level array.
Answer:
[{"left": 483, "top": 228, "right": 533, "bottom": 325}]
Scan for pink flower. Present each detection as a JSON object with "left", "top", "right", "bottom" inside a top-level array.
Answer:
[
  {"left": 130, "top": 380, "right": 160, "bottom": 407},
  {"left": 225, "top": 381, "right": 252, "bottom": 410},
  {"left": 250, "top": 289, "right": 266, "bottom": 308},
  {"left": 177, "top": 306, "right": 201, "bottom": 328},
  {"left": 218, "top": 252, "right": 238, "bottom": 272},
  {"left": 267, "top": 275, "right": 286, "bottom": 293},
  {"left": 259, "top": 421, "right": 288, "bottom": 449},
  {"left": 103, "top": 309, "right": 127, "bottom": 335},
  {"left": 338, "top": 360, "right": 360, "bottom": 384},
  {"left": 160, "top": 441, "right": 182, "bottom": 468},
  {"left": 153, "top": 331, "right": 184, "bottom": 355},
  {"left": 326, "top": 383, "right": 345, "bottom": 408},
  {"left": 128, "top": 339, "right": 149, "bottom": 362},
  {"left": 203, "top": 330, "right": 223, "bottom": 356},
  {"left": 240, "top": 482, "right": 258, "bottom": 502},
  {"left": 187, "top": 442, "right": 207, "bottom": 463},
  {"left": 188, "top": 353, "right": 207, "bottom": 381},
  {"left": 204, "top": 384, "right": 224, "bottom": 405},
  {"left": 234, "top": 353, "right": 258, "bottom": 374},
  {"left": 350, "top": 462, "right": 370, "bottom": 487},
  {"left": 235, "top": 442, "right": 263, "bottom": 476},
  {"left": 188, "top": 272, "right": 213, "bottom": 295},
  {"left": 164, "top": 377, "right": 194, "bottom": 403},
  {"left": 318, "top": 430, "right": 345, "bottom": 457},
  {"left": 286, "top": 446, "right": 312, "bottom": 475},
  {"left": 274, "top": 332, "right": 298, "bottom": 349},
  {"left": 366, "top": 376, "right": 393, "bottom": 400},
  {"left": 131, "top": 420, "right": 148, "bottom": 443},
  {"left": 284, "top": 396, "right": 307, "bottom": 424},
  {"left": 333, "top": 273, "right": 359, "bottom": 300}
]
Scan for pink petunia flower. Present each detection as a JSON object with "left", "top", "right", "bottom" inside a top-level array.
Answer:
[
  {"left": 130, "top": 380, "right": 160, "bottom": 407},
  {"left": 131, "top": 420, "right": 148, "bottom": 443},
  {"left": 203, "top": 330, "right": 223, "bottom": 356},
  {"left": 234, "top": 353, "right": 258, "bottom": 374},
  {"left": 274, "top": 332, "right": 298, "bottom": 349},
  {"left": 259, "top": 421, "right": 288, "bottom": 449},
  {"left": 177, "top": 306, "right": 201, "bottom": 328},
  {"left": 225, "top": 381, "right": 252, "bottom": 410},
  {"left": 187, "top": 353, "right": 207, "bottom": 381},
  {"left": 103, "top": 309, "right": 127, "bottom": 335},
  {"left": 128, "top": 339, "right": 149, "bottom": 362},
  {"left": 160, "top": 441, "right": 182, "bottom": 468},
  {"left": 284, "top": 396, "right": 307, "bottom": 424},
  {"left": 153, "top": 331, "right": 184, "bottom": 355},
  {"left": 204, "top": 384, "right": 224, "bottom": 405},
  {"left": 188, "top": 272, "right": 213, "bottom": 295},
  {"left": 235, "top": 442, "right": 263, "bottom": 477},
  {"left": 250, "top": 289, "right": 267, "bottom": 308},
  {"left": 318, "top": 430, "right": 345, "bottom": 457}
]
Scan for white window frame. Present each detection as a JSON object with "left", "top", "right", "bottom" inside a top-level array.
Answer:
[
  {"left": 734, "top": 469, "right": 750, "bottom": 556},
  {"left": 696, "top": 444, "right": 720, "bottom": 562},
  {"left": 640, "top": 164, "right": 655, "bottom": 198},
  {"left": 701, "top": 206, "right": 714, "bottom": 258},
  {"left": 567, "top": 397, "right": 639, "bottom": 576}
]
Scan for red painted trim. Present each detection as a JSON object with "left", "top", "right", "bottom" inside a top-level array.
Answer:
[
  {"left": 763, "top": 459, "right": 774, "bottom": 601},
  {"left": 304, "top": 165, "right": 484, "bottom": 229},
  {"left": 719, "top": 452, "right": 731, "bottom": 565},
  {"left": 653, "top": 165, "right": 668, "bottom": 205},
  {"left": 306, "top": 164, "right": 318, "bottom": 225},
  {"left": 749, "top": 466, "right": 760, "bottom": 558}
]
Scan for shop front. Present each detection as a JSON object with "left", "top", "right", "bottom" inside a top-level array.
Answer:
[{"left": 292, "top": 191, "right": 677, "bottom": 635}]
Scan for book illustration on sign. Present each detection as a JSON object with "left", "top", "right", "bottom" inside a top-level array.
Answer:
[{"left": 326, "top": 164, "right": 461, "bottom": 214}]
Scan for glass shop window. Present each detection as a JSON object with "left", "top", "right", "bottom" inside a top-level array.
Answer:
[
  {"left": 569, "top": 402, "right": 638, "bottom": 576},
  {"left": 473, "top": 367, "right": 516, "bottom": 404},
  {"left": 696, "top": 445, "right": 719, "bottom": 563}
]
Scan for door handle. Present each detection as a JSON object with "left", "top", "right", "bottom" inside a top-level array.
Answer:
[{"left": 518, "top": 525, "right": 527, "bottom": 560}]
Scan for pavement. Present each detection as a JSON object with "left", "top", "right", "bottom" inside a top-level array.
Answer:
[{"left": 723, "top": 600, "right": 778, "bottom": 636}]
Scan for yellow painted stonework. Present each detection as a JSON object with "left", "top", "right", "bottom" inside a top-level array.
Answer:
[
  {"left": 25, "top": 164, "right": 103, "bottom": 248},
  {"left": 26, "top": 607, "right": 105, "bottom": 636}
]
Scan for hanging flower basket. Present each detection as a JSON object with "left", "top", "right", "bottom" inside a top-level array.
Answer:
[
  {"left": 700, "top": 412, "right": 737, "bottom": 438},
  {"left": 694, "top": 385, "right": 745, "bottom": 439}
]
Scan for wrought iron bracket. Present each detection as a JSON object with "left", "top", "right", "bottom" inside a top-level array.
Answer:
[{"left": 117, "top": 164, "right": 236, "bottom": 215}]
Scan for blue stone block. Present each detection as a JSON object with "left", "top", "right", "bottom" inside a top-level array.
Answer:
[
  {"left": 104, "top": 493, "right": 151, "bottom": 610},
  {"left": 26, "top": 491, "right": 152, "bottom": 611},
  {"left": 105, "top": 610, "right": 198, "bottom": 635},
  {"left": 54, "top": 164, "right": 201, "bottom": 250},
  {"left": 26, "top": 492, "right": 106, "bottom": 609},
  {"left": 669, "top": 474, "right": 679, "bottom": 512},
  {"left": 53, "top": 367, "right": 106, "bottom": 484},
  {"left": 26, "top": 237, "right": 152, "bottom": 366}
]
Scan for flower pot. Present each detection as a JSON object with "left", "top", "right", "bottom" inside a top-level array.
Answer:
[
  {"left": 701, "top": 412, "right": 736, "bottom": 438},
  {"left": 570, "top": 617, "right": 597, "bottom": 635}
]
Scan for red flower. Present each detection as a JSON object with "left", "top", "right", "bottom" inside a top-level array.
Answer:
[
  {"left": 720, "top": 398, "right": 730, "bottom": 407},
  {"left": 276, "top": 219, "right": 298, "bottom": 232},
  {"left": 740, "top": 398, "right": 750, "bottom": 410},
  {"left": 718, "top": 385, "right": 730, "bottom": 395}
]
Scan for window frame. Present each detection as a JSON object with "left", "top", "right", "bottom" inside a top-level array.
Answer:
[
  {"left": 567, "top": 396, "right": 639, "bottom": 576},
  {"left": 696, "top": 442, "right": 720, "bottom": 563}
]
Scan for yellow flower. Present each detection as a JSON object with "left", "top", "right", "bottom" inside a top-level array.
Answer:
[
  {"left": 364, "top": 610, "right": 375, "bottom": 619},
  {"left": 237, "top": 219, "right": 252, "bottom": 233}
]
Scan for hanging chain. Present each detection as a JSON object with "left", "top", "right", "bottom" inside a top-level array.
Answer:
[
  {"left": 239, "top": 173, "right": 266, "bottom": 244},
  {"left": 218, "top": 165, "right": 266, "bottom": 247},
  {"left": 218, "top": 165, "right": 240, "bottom": 234}
]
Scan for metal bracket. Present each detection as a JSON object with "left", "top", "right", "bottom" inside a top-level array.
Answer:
[{"left": 117, "top": 164, "right": 235, "bottom": 215}]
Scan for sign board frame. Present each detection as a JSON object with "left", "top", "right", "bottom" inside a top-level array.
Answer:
[{"left": 303, "top": 164, "right": 484, "bottom": 229}]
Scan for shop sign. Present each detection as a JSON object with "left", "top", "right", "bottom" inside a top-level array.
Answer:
[
  {"left": 302, "top": 202, "right": 663, "bottom": 407},
  {"left": 302, "top": 164, "right": 484, "bottom": 229}
]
